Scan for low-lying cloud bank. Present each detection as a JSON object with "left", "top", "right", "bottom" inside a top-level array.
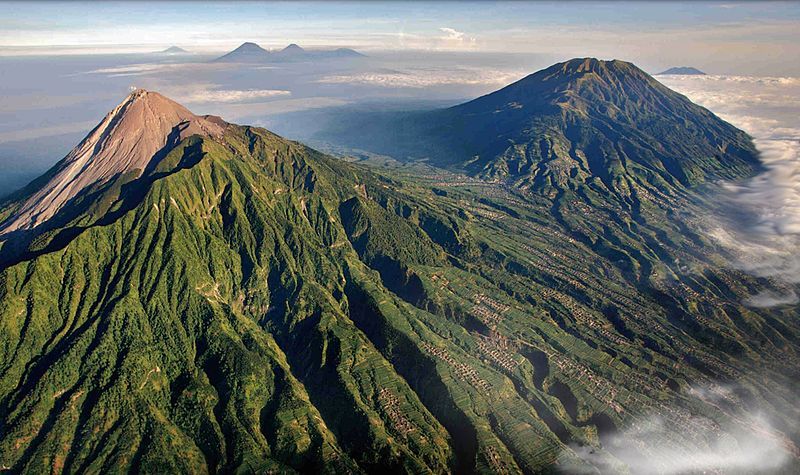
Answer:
[
  {"left": 659, "top": 74, "right": 800, "bottom": 298},
  {"left": 745, "top": 289, "right": 799, "bottom": 308},
  {"left": 570, "top": 412, "right": 791, "bottom": 474},
  {"left": 564, "top": 74, "right": 800, "bottom": 473},
  {"left": 317, "top": 67, "right": 527, "bottom": 88},
  {"left": 86, "top": 63, "right": 173, "bottom": 77},
  {"left": 137, "top": 82, "right": 292, "bottom": 106},
  {"left": 566, "top": 382, "right": 797, "bottom": 474},
  {"left": 178, "top": 86, "right": 291, "bottom": 104}
]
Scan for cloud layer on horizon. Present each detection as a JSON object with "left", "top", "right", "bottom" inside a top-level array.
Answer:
[
  {"left": 317, "top": 67, "right": 527, "bottom": 89},
  {"left": 3, "top": 2, "right": 799, "bottom": 75}
]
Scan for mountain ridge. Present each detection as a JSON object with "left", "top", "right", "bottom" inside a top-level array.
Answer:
[
  {"left": 213, "top": 41, "right": 365, "bottom": 63},
  {"left": 0, "top": 71, "right": 797, "bottom": 474},
  {"left": 0, "top": 89, "right": 225, "bottom": 236},
  {"left": 443, "top": 58, "right": 757, "bottom": 184},
  {"left": 158, "top": 46, "right": 189, "bottom": 55},
  {"left": 658, "top": 66, "right": 706, "bottom": 75},
  {"left": 313, "top": 58, "right": 759, "bottom": 197}
]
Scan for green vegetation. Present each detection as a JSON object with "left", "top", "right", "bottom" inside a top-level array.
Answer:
[
  {"left": 0, "top": 60, "right": 797, "bottom": 473},
  {"left": 314, "top": 58, "right": 760, "bottom": 197}
]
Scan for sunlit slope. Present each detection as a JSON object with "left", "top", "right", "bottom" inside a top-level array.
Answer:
[
  {"left": 0, "top": 89, "right": 797, "bottom": 474},
  {"left": 0, "top": 128, "right": 458, "bottom": 473},
  {"left": 0, "top": 90, "right": 224, "bottom": 236}
]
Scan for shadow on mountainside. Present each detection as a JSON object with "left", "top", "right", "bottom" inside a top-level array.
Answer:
[{"left": 0, "top": 129, "right": 206, "bottom": 270}]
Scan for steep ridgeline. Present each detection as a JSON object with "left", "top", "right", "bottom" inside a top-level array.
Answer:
[
  {"left": 0, "top": 90, "right": 224, "bottom": 236},
  {"left": 434, "top": 59, "right": 758, "bottom": 190},
  {"left": 317, "top": 58, "right": 758, "bottom": 201},
  {"left": 0, "top": 91, "right": 458, "bottom": 473},
  {"left": 0, "top": 90, "right": 798, "bottom": 474}
]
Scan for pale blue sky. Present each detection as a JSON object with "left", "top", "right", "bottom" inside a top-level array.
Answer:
[{"left": 2, "top": 1, "right": 798, "bottom": 74}]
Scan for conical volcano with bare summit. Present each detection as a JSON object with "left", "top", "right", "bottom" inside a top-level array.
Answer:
[{"left": 0, "top": 89, "right": 225, "bottom": 235}]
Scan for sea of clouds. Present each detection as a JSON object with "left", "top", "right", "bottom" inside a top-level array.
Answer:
[
  {"left": 316, "top": 66, "right": 528, "bottom": 89},
  {"left": 658, "top": 74, "right": 800, "bottom": 302}
]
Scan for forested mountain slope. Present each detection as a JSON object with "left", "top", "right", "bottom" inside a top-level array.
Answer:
[
  {"left": 313, "top": 58, "right": 760, "bottom": 200},
  {"left": 0, "top": 85, "right": 797, "bottom": 474}
]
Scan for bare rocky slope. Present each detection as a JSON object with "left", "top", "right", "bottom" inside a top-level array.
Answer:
[{"left": 0, "top": 90, "right": 224, "bottom": 235}]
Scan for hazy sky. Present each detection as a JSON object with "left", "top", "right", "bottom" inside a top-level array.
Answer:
[
  {"left": 2, "top": 1, "right": 799, "bottom": 75},
  {"left": 1, "top": 1, "right": 799, "bottom": 196}
]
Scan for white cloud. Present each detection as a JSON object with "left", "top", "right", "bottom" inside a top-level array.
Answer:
[
  {"left": 180, "top": 88, "right": 291, "bottom": 104},
  {"left": 390, "top": 27, "right": 479, "bottom": 52},
  {"left": 143, "top": 82, "right": 290, "bottom": 105},
  {"left": 189, "top": 97, "right": 350, "bottom": 122},
  {"left": 570, "top": 412, "right": 791, "bottom": 474},
  {"left": 86, "top": 63, "right": 169, "bottom": 77},
  {"left": 437, "top": 27, "right": 476, "bottom": 50},
  {"left": 439, "top": 27, "right": 464, "bottom": 40},
  {"left": 439, "top": 27, "right": 475, "bottom": 45},
  {"left": 82, "top": 62, "right": 231, "bottom": 78},
  {"left": 659, "top": 74, "right": 800, "bottom": 292},
  {"left": 317, "top": 68, "right": 526, "bottom": 88},
  {"left": 567, "top": 382, "right": 795, "bottom": 474},
  {"left": 745, "top": 289, "right": 799, "bottom": 308}
]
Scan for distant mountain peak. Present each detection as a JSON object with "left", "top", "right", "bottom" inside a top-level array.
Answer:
[
  {"left": 213, "top": 42, "right": 363, "bottom": 62},
  {"left": 0, "top": 90, "right": 225, "bottom": 235},
  {"left": 233, "top": 41, "right": 268, "bottom": 52},
  {"left": 160, "top": 46, "right": 188, "bottom": 54},
  {"left": 212, "top": 41, "right": 271, "bottom": 62},
  {"left": 658, "top": 66, "right": 706, "bottom": 75},
  {"left": 330, "top": 47, "right": 366, "bottom": 58}
]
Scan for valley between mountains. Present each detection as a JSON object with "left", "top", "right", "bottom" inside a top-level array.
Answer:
[{"left": 0, "top": 59, "right": 797, "bottom": 474}]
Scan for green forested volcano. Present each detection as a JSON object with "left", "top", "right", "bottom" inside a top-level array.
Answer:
[
  {"left": 314, "top": 58, "right": 759, "bottom": 197},
  {"left": 432, "top": 58, "right": 759, "bottom": 188},
  {"left": 0, "top": 80, "right": 797, "bottom": 474}
]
